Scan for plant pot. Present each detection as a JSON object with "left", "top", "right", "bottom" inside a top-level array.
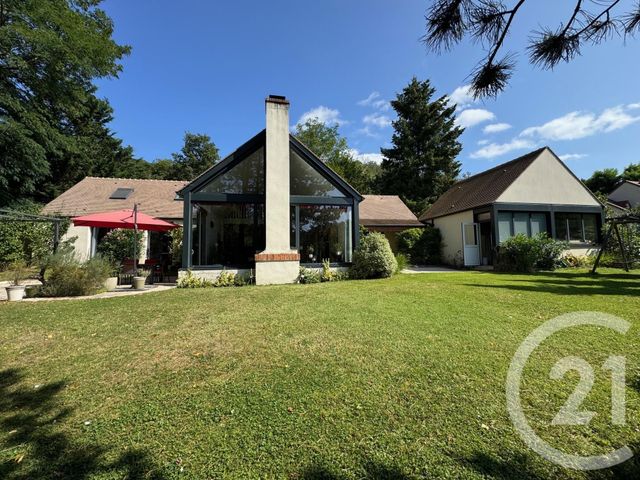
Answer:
[
  {"left": 104, "top": 277, "right": 118, "bottom": 291},
  {"left": 6, "top": 285, "right": 26, "bottom": 301},
  {"left": 132, "top": 276, "right": 146, "bottom": 290}
]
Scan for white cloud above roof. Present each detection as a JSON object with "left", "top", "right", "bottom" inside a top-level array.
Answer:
[
  {"left": 559, "top": 153, "right": 588, "bottom": 161},
  {"left": 470, "top": 138, "right": 536, "bottom": 159},
  {"left": 520, "top": 105, "right": 640, "bottom": 141},
  {"left": 296, "top": 106, "right": 347, "bottom": 126},
  {"left": 363, "top": 113, "right": 392, "bottom": 128},
  {"left": 349, "top": 149, "right": 384, "bottom": 164},
  {"left": 449, "top": 85, "right": 476, "bottom": 110},
  {"left": 455, "top": 108, "right": 496, "bottom": 128},
  {"left": 483, "top": 122, "right": 512, "bottom": 134}
]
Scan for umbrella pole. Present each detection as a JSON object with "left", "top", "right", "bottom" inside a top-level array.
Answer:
[{"left": 133, "top": 203, "right": 138, "bottom": 274}]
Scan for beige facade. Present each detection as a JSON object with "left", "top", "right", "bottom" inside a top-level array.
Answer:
[
  {"left": 432, "top": 210, "right": 474, "bottom": 266},
  {"left": 497, "top": 149, "right": 601, "bottom": 206}
]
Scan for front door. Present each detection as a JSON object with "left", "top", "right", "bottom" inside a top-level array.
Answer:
[{"left": 462, "top": 223, "right": 480, "bottom": 266}]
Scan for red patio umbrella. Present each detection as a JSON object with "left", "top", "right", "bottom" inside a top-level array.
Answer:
[{"left": 72, "top": 206, "right": 179, "bottom": 272}]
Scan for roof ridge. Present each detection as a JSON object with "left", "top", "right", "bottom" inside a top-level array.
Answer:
[
  {"left": 84, "top": 176, "right": 190, "bottom": 183},
  {"left": 454, "top": 146, "right": 547, "bottom": 186}
]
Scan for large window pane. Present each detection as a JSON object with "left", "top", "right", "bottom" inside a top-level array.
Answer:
[
  {"left": 567, "top": 213, "right": 583, "bottom": 241},
  {"left": 298, "top": 205, "right": 352, "bottom": 263},
  {"left": 555, "top": 213, "right": 569, "bottom": 241},
  {"left": 530, "top": 213, "right": 547, "bottom": 236},
  {"left": 290, "top": 149, "right": 345, "bottom": 197},
  {"left": 192, "top": 203, "right": 264, "bottom": 266},
  {"left": 198, "top": 147, "right": 264, "bottom": 194},
  {"left": 513, "top": 213, "right": 530, "bottom": 236},
  {"left": 498, "top": 212, "right": 512, "bottom": 243},
  {"left": 583, "top": 214, "right": 598, "bottom": 243}
]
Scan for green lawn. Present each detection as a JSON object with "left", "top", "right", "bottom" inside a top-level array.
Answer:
[{"left": 1, "top": 270, "right": 639, "bottom": 479}]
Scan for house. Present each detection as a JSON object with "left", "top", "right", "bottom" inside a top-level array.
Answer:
[
  {"left": 420, "top": 147, "right": 605, "bottom": 267},
  {"left": 608, "top": 180, "right": 640, "bottom": 209},
  {"left": 42, "top": 177, "right": 187, "bottom": 262},
  {"left": 178, "top": 95, "right": 367, "bottom": 285},
  {"left": 359, "top": 195, "right": 423, "bottom": 250},
  {"left": 43, "top": 96, "right": 421, "bottom": 284}
]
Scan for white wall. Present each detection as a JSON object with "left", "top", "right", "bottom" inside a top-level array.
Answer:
[
  {"left": 62, "top": 225, "right": 92, "bottom": 261},
  {"left": 498, "top": 149, "right": 601, "bottom": 206},
  {"left": 609, "top": 182, "right": 640, "bottom": 208},
  {"left": 432, "top": 210, "right": 474, "bottom": 266}
]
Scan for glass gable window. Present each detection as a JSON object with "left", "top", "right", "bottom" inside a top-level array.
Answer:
[
  {"left": 198, "top": 147, "right": 264, "bottom": 194},
  {"left": 291, "top": 205, "right": 352, "bottom": 263},
  {"left": 290, "top": 148, "right": 345, "bottom": 197},
  {"left": 555, "top": 213, "right": 599, "bottom": 243},
  {"left": 191, "top": 202, "right": 265, "bottom": 267}
]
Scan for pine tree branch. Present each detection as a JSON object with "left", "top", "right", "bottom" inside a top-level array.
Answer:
[{"left": 485, "top": 0, "right": 527, "bottom": 68}]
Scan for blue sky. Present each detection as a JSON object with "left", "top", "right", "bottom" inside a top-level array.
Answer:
[{"left": 96, "top": 0, "right": 640, "bottom": 179}]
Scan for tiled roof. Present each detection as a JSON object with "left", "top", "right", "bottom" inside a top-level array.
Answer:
[
  {"left": 359, "top": 195, "right": 423, "bottom": 227},
  {"left": 42, "top": 177, "right": 187, "bottom": 219},
  {"left": 420, "top": 147, "right": 546, "bottom": 220}
]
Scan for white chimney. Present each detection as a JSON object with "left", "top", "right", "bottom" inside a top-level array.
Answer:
[{"left": 254, "top": 95, "right": 300, "bottom": 284}]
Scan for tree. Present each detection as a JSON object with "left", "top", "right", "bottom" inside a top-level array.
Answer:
[
  {"left": 583, "top": 167, "right": 621, "bottom": 195},
  {"left": 622, "top": 163, "right": 640, "bottom": 181},
  {"left": 170, "top": 132, "right": 219, "bottom": 180},
  {"left": 423, "top": 0, "right": 640, "bottom": 97},
  {"left": 0, "top": 0, "right": 131, "bottom": 204},
  {"left": 294, "top": 118, "right": 377, "bottom": 193},
  {"left": 378, "top": 77, "right": 463, "bottom": 215}
]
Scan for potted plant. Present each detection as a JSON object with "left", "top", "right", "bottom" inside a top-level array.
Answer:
[
  {"left": 5, "top": 261, "right": 27, "bottom": 301},
  {"left": 103, "top": 262, "right": 120, "bottom": 292},
  {"left": 132, "top": 268, "right": 149, "bottom": 290}
]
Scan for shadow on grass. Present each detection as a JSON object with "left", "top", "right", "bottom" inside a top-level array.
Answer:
[
  {"left": 0, "top": 368, "right": 168, "bottom": 480},
  {"left": 300, "top": 459, "right": 414, "bottom": 479},
  {"left": 464, "top": 271, "right": 640, "bottom": 297},
  {"left": 459, "top": 451, "right": 548, "bottom": 480}
]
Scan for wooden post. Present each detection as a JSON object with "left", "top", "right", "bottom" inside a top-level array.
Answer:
[
  {"left": 613, "top": 223, "right": 630, "bottom": 272},
  {"left": 591, "top": 222, "right": 613, "bottom": 274}
]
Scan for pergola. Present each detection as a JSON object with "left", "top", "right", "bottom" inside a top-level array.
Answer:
[
  {"left": 0, "top": 208, "right": 64, "bottom": 252},
  {"left": 591, "top": 213, "right": 640, "bottom": 273}
]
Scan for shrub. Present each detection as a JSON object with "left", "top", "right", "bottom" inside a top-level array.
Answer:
[
  {"left": 299, "top": 266, "right": 320, "bottom": 284},
  {"left": 560, "top": 253, "right": 588, "bottom": 268},
  {"left": 496, "top": 234, "right": 567, "bottom": 273},
  {"left": 168, "top": 227, "right": 183, "bottom": 269},
  {"left": 39, "top": 250, "right": 112, "bottom": 297},
  {"left": 214, "top": 270, "right": 236, "bottom": 287},
  {"left": 321, "top": 259, "right": 336, "bottom": 282},
  {"left": 394, "top": 253, "right": 409, "bottom": 273},
  {"left": 96, "top": 229, "right": 143, "bottom": 265},
  {"left": 177, "top": 270, "right": 212, "bottom": 288},
  {"left": 350, "top": 232, "right": 397, "bottom": 279},
  {"left": 397, "top": 227, "right": 442, "bottom": 264}
]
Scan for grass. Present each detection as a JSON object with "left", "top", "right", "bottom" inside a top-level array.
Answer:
[{"left": 1, "top": 269, "right": 639, "bottom": 479}]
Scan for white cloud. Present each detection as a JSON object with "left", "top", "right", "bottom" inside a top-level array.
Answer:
[
  {"left": 455, "top": 108, "right": 496, "bottom": 128},
  {"left": 349, "top": 149, "right": 384, "bottom": 164},
  {"left": 483, "top": 122, "right": 512, "bottom": 134},
  {"left": 477, "top": 139, "right": 490, "bottom": 146},
  {"left": 559, "top": 153, "right": 588, "bottom": 161},
  {"left": 363, "top": 113, "right": 392, "bottom": 128},
  {"left": 296, "top": 106, "right": 346, "bottom": 126},
  {"left": 628, "top": 102, "right": 640, "bottom": 110},
  {"left": 358, "top": 91, "right": 389, "bottom": 111},
  {"left": 449, "top": 85, "right": 476, "bottom": 109},
  {"left": 470, "top": 139, "right": 536, "bottom": 159},
  {"left": 520, "top": 105, "right": 640, "bottom": 141}
]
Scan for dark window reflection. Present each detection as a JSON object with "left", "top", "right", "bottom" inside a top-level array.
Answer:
[
  {"left": 198, "top": 147, "right": 264, "bottom": 194},
  {"left": 290, "top": 148, "right": 344, "bottom": 197},
  {"left": 192, "top": 203, "right": 265, "bottom": 267},
  {"left": 296, "top": 205, "right": 352, "bottom": 263}
]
